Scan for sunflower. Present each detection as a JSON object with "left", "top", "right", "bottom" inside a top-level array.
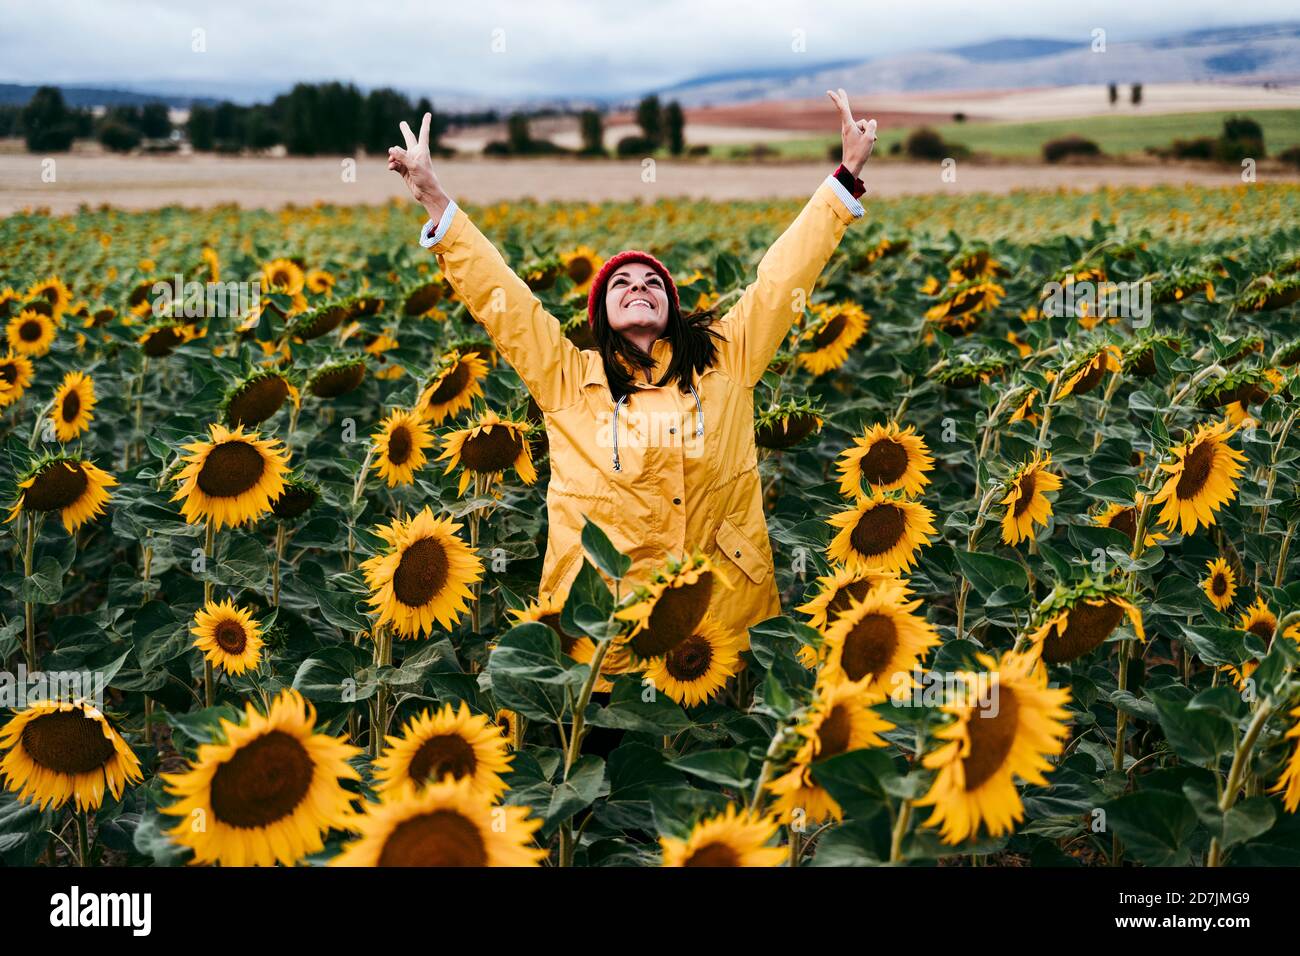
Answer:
[
  {"left": 915, "top": 651, "right": 1072, "bottom": 845},
  {"left": 934, "top": 356, "right": 1007, "bottom": 389},
  {"left": 826, "top": 490, "right": 936, "bottom": 574},
  {"left": 660, "top": 805, "right": 786, "bottom": 867},
  {"left": 7, "top": 455, "right": 117, "bottom": 532},
  {"left": 639, "top": 615, "right": 744, "bottom": 707},
  {"left": 364, "top": 331, "right": 403, "bottom": 379},
  {"left": 24, "top": 276, "right": 71, "bottom": 319},
  {"left": 817, "top": 580, "right": 939, "bottom": 694},
  {"left": 1092, "top": 495, "right": 1165, "bottom": 549},
  {"left": 924, "top": 280, "right": 1004, "bottom": 334},
  {"left": 222, "top": 370, "right": 299, "bottom": 429},
  {"left": 270, "top": 475, "right": 320, "bottom": 521},
  {"left": 496, "top": 709, "right": 521, "bottom": 750},
  {"left": 436, "top": 408, "right": 536, "bottom": 496},
  {"left": 1270, "top": 705, "right": 1300, "bottom": 813},
  {"left": 615, "top": 552, "right": 730, "bottom": 661},
  {"left": 261, "top": 257, "right": 308, "bottom": 313},
  {"left": 1008, "top": 390, "right": 1040, "bottom": 421},
  {"left": 191, "top": 598, "right": 264, "bottom": 676},
  {"left": 49, "top": 370, "right": 96, "bottom": 442},
  {"left": 1200, "top": 557, "right": 1237, "bottom": 612},
  {"left": 1000, "top": 453, "right": 1062, "bottom": 545},
  {"left": 7, "top": 310, "right": 55, "bottom": 357},
  {"left": 172, "top": 423, "right": 291, "bottom": 530},
  {"left": 361, "top": 507, "right": 483, "bottom": 638},
  {"left": 796, "top": 301, "right": 869, "bottom": 375},
  {"left": 290, "top": 301, "right": 351, "bottom": 341},
  {"left": 0, "top": 352, "right": 35, "bottom": 407},
  {"left": 0, "top": 701, "right": 142, "bottom": 811},
  {"left": 796, "top": 564, "right": 910, "bottom": 633},
  {"left": 372, "top": 408, "right": 435, "bottom": 487},
  {"left": 836, "top": 421, "right": 934, "bottom": 498},
  {"left": 1024, "top": 582, "right": 1145, "bottom": 664},
  {"left": 401, "top": 277, "right": 447, "bottom": 317},
  {"left": 560, "top": 246, "right": 603, "bottom": 296},
  {"left": 1220, "top": 597, "right": 1278, "bottom": 690},
  {"left": 767, "top": 678, "right": 893, "bottom": 824},
  {"left": 305, "top": 268, "right": 336, "bottom": 295},
  {"left": 1150, "top": 419, "right": 1246, "bottom": 535},
  {"left": 307, "top": 358, "right": 367, "bottom": 398},
  {"left": 753, "top": 401, "right": 824, "bottom": 450},
  {"left": 1054, "top": 344, "right": 1121, "bottom": 399},
  {"left": 374, "top": 702, "right": 512, "bottom": 799},
  {"left": 509, "top": 592, "right": 630, "bottom": 692},
  {"left": 139, "top": 320, "right": 199, "bottom": 357},
  {"left": 418, "top": 350, "right": 488, "bottom": 424},
  {"left": 162, "top": 689, "right": 360, "bottom": 867},
  {"left": 331, "top": 777, "right": 545, "bottom": 867}
]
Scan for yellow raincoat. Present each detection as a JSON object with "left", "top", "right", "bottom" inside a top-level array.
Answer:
[{"left": 425, "top": 178, "right": 863, "bottom": 639}]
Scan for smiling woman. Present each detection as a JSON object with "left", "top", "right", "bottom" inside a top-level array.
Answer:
[{"left": 387, "top": 90, "right": 876, "bottom": 641}]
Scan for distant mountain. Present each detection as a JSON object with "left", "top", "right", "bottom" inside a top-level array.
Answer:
[
  {"left": 657, "top": 22, "right": 1300, "bottom": 106},
  {"left": 0, "top": 83, "right": 216, "bottom": 109},
  {"left": 946, "top": 38, "right": 1080, "bottom": 62}
]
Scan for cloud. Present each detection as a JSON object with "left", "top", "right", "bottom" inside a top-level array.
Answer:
[{"left": 1, "top": 0, "right": 1295, "bottom": 102}]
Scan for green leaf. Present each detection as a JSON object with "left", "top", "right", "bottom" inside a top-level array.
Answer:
[
  {"left": 1149, "top": 687, "right": 1235, "bottom": 768},
  {"left": 585, "top": 677, "right": 692, "bottom": 733},
  {"left": 810, "top": 749, "right": 900, "bottom": 818},
  {"left": 580, "top": 517, "right": 631, "bottom": 580},
  {"left": 487, "top": 622, "right": 586, "bottom": 687},
  {"left": 316, "top": 588, "right": 370, "bottom": 635},
  {"left": 20, "top": 555, "right": 65, "bottom": 605},
  {"left": 953, "top": 549, "right": 1027, "bottom": 598},
  {"left": 1102, "top": 790, "right": 1198, "bottom": 865},
  {"left": 292, "top": 645, "right": 375, "bottom": 702},
  {"left": 668, "top": 749, "right": 753, "bottom": 789},
  {"left": 131, "top": 601, "right": 189, "bottom": 675},
  {"left": 546, "top": 755, "right": 605, "bottom": 826},
  {"left": 1082, "top": 476, "right": 1139, "bottom": 503}
]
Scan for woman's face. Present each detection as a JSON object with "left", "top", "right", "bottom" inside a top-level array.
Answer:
[{"left": 604, "top": 264, "right": 670, "bottom": 339}]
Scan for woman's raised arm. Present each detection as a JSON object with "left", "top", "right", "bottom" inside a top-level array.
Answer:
[
  {"left": 715, "top": 90, "right": 876, "bottom": 388},
  {"left": 389, "top": 115, "right": 585, "bottom": 413}
]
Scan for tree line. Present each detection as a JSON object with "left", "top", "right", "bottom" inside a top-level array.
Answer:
[{"left": 3, "top": 84, "right": 688, "bottom": 158}]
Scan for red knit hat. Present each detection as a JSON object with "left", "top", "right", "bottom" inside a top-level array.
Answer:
[{"left": 586, "top": 250, "right": 679, "bottom": 327}]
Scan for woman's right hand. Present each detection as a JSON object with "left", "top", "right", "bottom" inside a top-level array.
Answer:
[{"left": 388, "top": 113, "right": 450, "bottom": 222}]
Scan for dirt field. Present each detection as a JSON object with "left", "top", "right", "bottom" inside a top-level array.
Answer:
[{"left": 3, "top": 152, "right": 1295, "bottom": 215}]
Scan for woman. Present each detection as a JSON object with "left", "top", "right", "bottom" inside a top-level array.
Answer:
[{"left": 388, "top": 90, "right": 876, "bottom": 643}]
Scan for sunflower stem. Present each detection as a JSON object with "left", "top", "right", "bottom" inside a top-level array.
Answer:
[
  {"left": 889, "top": 799, "right": 913, "bottom": 863},
  {"left": 272, "top": 525, "right": 286, "bottom": 607},
  {"left": 202, "top": 521, "right": 215, "bottom": 708},
  {"left": 75, "top": 809, "right": 90, "bottom": 866},
  {"left": 1257, "top": 408, "right": 1296, "bottom": 534},
  {"left": 22, "top": 511, "right": 37, "bottom": 670},
  {"left": 1208, "top": 698, "right": 1274, "bottom": 867}
]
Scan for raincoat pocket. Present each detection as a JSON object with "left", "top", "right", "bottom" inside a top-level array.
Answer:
[{"left": 715, "top": 515, "right": 769, "bottom": 585}]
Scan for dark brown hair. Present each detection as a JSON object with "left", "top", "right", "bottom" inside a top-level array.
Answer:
[{"left": 591, "top": 292, "right": 723, "bottom": 401}]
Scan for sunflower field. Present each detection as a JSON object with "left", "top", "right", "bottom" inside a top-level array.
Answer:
[{"left": 3, "top": 181, "right": 1300, "bottom": 868}]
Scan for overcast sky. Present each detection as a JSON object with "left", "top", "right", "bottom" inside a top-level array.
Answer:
[{"left": 2, "top": 0, "right": 1296, "bottom": 103}]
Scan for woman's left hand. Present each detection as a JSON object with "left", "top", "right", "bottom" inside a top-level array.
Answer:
[{"left": 827, "top": 88, "right": 876, "bottom": 178}]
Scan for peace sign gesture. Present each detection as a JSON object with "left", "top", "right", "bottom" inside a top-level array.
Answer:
[
  {"left": 388, "top": 112, "right": 450, "bottom": 221},
  {"left": 826, "top": 88, "right": 877, "bottom": 178}
]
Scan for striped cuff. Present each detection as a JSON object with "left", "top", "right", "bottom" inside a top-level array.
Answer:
[
  {"left": 418, "top": 200, "right": 460, "bottom": 248},
  {"left": 825, "top": 174, "right": 865, "bottom": 219}
]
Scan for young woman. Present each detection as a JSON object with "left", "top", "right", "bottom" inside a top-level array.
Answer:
[{"left": 388, "top": 90, "right": 876, "bottom": 642}]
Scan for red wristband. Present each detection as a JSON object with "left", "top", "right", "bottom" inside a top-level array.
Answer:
[{"left": 833, "top": 163, "right": 866, "bottom": 199}]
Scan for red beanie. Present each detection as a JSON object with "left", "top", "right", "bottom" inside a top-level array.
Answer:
[{"left": 586, "top": 250, "right": 679, "bottom": 327}]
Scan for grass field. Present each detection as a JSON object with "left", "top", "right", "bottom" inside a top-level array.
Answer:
[{"left": 723, "top": 109, "right": 1300, "bottom": 162}]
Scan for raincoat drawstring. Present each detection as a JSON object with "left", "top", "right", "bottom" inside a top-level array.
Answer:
[
  {"left": 688, "top": 384, "right": 704, "bottom": 438},
  {"left": 611, "top": 394, "right": 628, "bottom": 472}
]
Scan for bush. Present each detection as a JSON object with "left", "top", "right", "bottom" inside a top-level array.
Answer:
[
  {"left": 905, "top": 127, "right": 948, "bottom": 160},
  {"left": 1278, "top": 145, "right": 1300, "bottom": 169},
  {"left": 1167, "top": 137, "right": 1217, "bottom": 160},
  {"left": 482, "top": 140, "right": 511, "bottom": 157},
  {"left": 1042, "top": 135, "right": 1102, "bottom": 163},
  {"left": 1215, "top": 136, "right": 1263, "bottom": 163},
  {"left": 98, "top": 121, "right": 141, "bottom": 153},
  {"left": 615, "top": 135, "right": 657, "bottom": 157},
  {"left": 1223, "top": 115, "right": 1264, "bottom": 144}
]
